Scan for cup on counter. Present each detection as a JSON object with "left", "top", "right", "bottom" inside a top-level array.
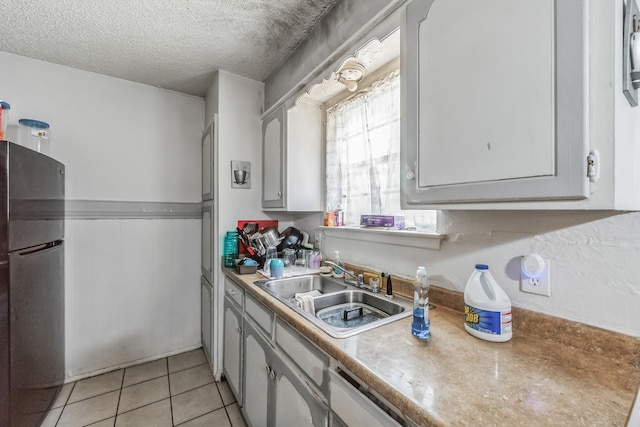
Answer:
[
  {"left": 369, "top": 277, "right": 380, "bottom": 292},
  {"left": 308, "top": 251, "right": 321, "bottom": 269},
  {"left": 282, "top": 248, "right": 296, "bottom": 268},
  {"left": 296, "top": 249, "right": 311, "bottom": 267},
  {"left": 270, "top": 258, "right": 284, "bottom": 278},
  {"left": 264, "top": 246, "right": 277, "bottom": 275}
]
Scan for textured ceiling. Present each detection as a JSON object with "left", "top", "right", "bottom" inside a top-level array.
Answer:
[{"left": 0, "top": 0, "right": 340, "bottom": 97}]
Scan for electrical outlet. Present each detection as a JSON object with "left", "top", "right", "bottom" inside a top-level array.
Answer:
[
  {"left": 314, "top": 231, "right": 322, "bottom": 249},
  {"left": 520, "top": 255, "right": 551, "bottom": 296}
]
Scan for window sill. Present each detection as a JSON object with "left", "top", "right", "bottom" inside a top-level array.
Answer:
[{"left": 319, "top": 226, "right": 445, "bottom": 250}]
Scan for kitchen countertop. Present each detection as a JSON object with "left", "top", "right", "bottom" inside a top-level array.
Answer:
[{"left": 224, "top": 269, "right": 640, "bottom": 426}]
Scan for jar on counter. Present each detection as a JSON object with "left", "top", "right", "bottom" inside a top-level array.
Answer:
[
  {"left": 282, "top": 248, "right": 296, "bottom": 267},
  {"left": 223, "top": 231, "right": 238, "bottom": 268}
]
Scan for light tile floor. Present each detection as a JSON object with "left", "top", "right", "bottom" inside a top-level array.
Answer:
[{"left": 41, "top": 348, "right": 247, "bottom": 427}]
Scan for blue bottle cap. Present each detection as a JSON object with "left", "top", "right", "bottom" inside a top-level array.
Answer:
[
  {"left": 0, "top": 101, "right": 10, "bottom": 110},
  {"left": 475, "top": 264, "right": 489, "bottom": 270}
]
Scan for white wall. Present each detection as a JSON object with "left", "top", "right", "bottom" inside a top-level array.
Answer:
[
  {"left": 0, "top": 51, "right": 203, "bottom": 202},
  {"left": 205, "top": 71, "right": 280, "bottom": 377},
  {"left": 0, "top": 51, "right": 205, "bottom": 378},
  {"left": 314, "top": 210, "right": 640, "bottom": 338},
  {"left": 216, "top": 70, "right": 267, "bottom": 231},
  {"left": 65, "top": 219, "right": 201, "bottom": 379}
]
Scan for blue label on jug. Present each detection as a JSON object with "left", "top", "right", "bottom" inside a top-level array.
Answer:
[{"left": 465, "top": 304, "right": 503, "bottom": 335}]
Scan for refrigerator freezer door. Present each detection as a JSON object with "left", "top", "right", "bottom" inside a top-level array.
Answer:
[
  {"left": 8, "top": 143, "right": 64, "bottom": 252},
  {"left": 9, "top": 240, "right": 64, "bottom": 426}
]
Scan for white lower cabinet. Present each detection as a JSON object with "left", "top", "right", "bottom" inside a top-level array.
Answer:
[
  {"left": 271, "top": 353, "right": 326, "bottom": 427},
  {"left": 242, "top": 319, "right": 327, "bottom": 427},
  {"left": 223, "top": 275, "right": 405, "bottom": 427},
  {"left": 223, "top": 293, "right": 243, "bottom": 405},
  {"left": 243, "top": 320, "right": 271, "bottom": 427}
]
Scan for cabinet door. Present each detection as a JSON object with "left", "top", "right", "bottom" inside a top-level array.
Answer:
[
  {"left": 202, "top": 119, "right": 215, "bottom": 201},
  {"left": 243, "top": 320, "right": 272, "bottom": 427},
  {"left": 275, "top": 318, "right": 328, "bottom": 394},
  {"left": 271, "top": 354, "right": 328, "bottom": 427},
  {"left": 201, "top": 277, "right": 213, "bottom": 363},
  {"left": 223, "top": 297, "right": 243, "bottom": 405},
  {"left": 201, "top": 201, "right": 213, "bottom": 283},
  {"left": 285, "top": 100, "right": 323, "bottom": 212},
  {"left": 401, "top": 0, "right": 588, "bottom": 206},
  {"left": 262, "top": 106, "right": 285, "bottom": 209}
]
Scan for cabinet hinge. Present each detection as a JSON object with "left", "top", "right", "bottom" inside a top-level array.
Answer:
[{"left": 587, "top": 150, "right": 600, "bottom": 183}]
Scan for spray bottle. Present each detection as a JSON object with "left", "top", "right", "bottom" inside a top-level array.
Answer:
[{"left": 412, "top": 266, "right": 430, "bottom": 340}]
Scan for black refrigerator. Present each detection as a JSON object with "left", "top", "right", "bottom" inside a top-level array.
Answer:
[{"left": 0, "top": 141, "right": 65, "bottom": 427}]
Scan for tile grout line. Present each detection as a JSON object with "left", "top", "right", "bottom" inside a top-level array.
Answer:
[
  {"left": 114, "top": 368, "right": 125, "bottom": 420},
  {"left": 169, "top": 375, "right": 224, "bottom": 426},
  {"left": 54, "top": 382, "right": 76, "bottom": 427},
  {"left": 168, "top": 360, "right": 208, "bottom": 376},
  {"left": 168, "top": 357, "right": 175, "bottom": 427},
  {"left": 223, "top": 405, "right": 234, "bottom": 427},
  {"left": 54, "top": 351, "right": 221, "bottom": 427},
  {"left": 72, "top": 360, "right": 213, "bottom": 422}
]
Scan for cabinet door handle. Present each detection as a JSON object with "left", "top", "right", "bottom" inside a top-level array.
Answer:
[
  {"left": 406, "top": 170, "right": 416, "bottom": 180},
  {"left": 265, "top": 366, "right": 276, "bottom": 380},
  {"left": 277, "top": 191, "right": 282, "bottom": 197},
  {"left": 227, "top": 289, "right": 235, "bottom": 295},
  {"left": 237, "top": 327, "right": 242, "bottom": 334}
]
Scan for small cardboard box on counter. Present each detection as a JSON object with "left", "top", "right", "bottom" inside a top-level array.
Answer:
[{"left": 360, "top": 215, "right": 405, "bottom": 229}]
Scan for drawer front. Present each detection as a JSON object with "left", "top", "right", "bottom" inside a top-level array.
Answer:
[
  {"left": 245, "top": 294, "right": 273, "bottom": 337},
  {"left": 329, "top": 369, "right": 402, "bottom": 427},
  {"left": 224, "top": 278, "right": 244, "bottom": 308},
  {"left": 275, "top": 319, "right": 327, "bottom": 392}
]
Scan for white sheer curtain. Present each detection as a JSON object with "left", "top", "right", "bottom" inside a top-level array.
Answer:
[
  {"left": 326, "top": 70, "right": 402, "bottom": 226},
  {"left": 325, "top": 70, "right": 437, "bottom": 231}
]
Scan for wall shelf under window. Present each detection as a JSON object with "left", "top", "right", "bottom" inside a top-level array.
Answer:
[{"left": 319, "top": 226, "right": 445, "bottom": 250}]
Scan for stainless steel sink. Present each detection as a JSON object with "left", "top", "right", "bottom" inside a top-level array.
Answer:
[
  {"left": 261, "top": 275, "right": 347, "bottom": 299},
  {"left": 254, "top": 275, "right": 412, "bottom": 338}
]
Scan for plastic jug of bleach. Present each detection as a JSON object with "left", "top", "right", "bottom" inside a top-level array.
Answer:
[{"left": 464, "top": 264, "right": 512, "bottom": 342}]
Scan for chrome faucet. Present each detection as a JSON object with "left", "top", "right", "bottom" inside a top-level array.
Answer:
[{"left": 323, "top": 261, "right": 369, "bottom": 289}]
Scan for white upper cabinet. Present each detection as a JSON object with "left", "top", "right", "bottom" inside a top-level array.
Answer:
[
  {"left": 401, "top": 0, "right": 640, "bottom": 210},
  {"left": 261, "top": 100, "right": 323, "bottom": 212},
  {"left": 262, "top": 106, "right": 285, "bottom": 209}
]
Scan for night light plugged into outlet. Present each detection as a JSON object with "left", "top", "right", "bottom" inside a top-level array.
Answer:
[{"left": 520, "top": 254, "right": 551, "bottom": 296}]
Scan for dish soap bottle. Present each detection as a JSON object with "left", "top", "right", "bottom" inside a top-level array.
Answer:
[
  {"left": 464, "top": 264, "right": 512, "bottom": 342},
  {"left": 332, "top": 250, "right": 344, "bottom": 278},
  {"left": 412, "top": 266, "right": 430, "bottom": 340}
]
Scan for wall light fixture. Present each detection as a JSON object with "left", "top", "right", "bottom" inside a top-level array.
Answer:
[{"left": 338, "top": 62, "right": 365, "bottom": 92}]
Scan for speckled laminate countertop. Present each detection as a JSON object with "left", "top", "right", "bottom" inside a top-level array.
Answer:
[{"left": 224, "top": 269, "right": 640, "bottom": 426}]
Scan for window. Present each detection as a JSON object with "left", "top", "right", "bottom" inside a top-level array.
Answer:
[{"left": 325, "top": 69, "right": 436, "bottom": 231}]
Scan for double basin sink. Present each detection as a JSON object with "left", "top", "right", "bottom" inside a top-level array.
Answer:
[{"left": 254, "top": 274, "right": 413, "bottom": 338}]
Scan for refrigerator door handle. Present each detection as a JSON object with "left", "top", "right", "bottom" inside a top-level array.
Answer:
[{"left": 16, "top": 240, "right": 63, "bottom": 256}]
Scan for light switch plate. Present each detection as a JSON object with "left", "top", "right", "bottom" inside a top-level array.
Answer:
[{"left": 520, "top": 258, "right": 551, "bottom": 296}]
